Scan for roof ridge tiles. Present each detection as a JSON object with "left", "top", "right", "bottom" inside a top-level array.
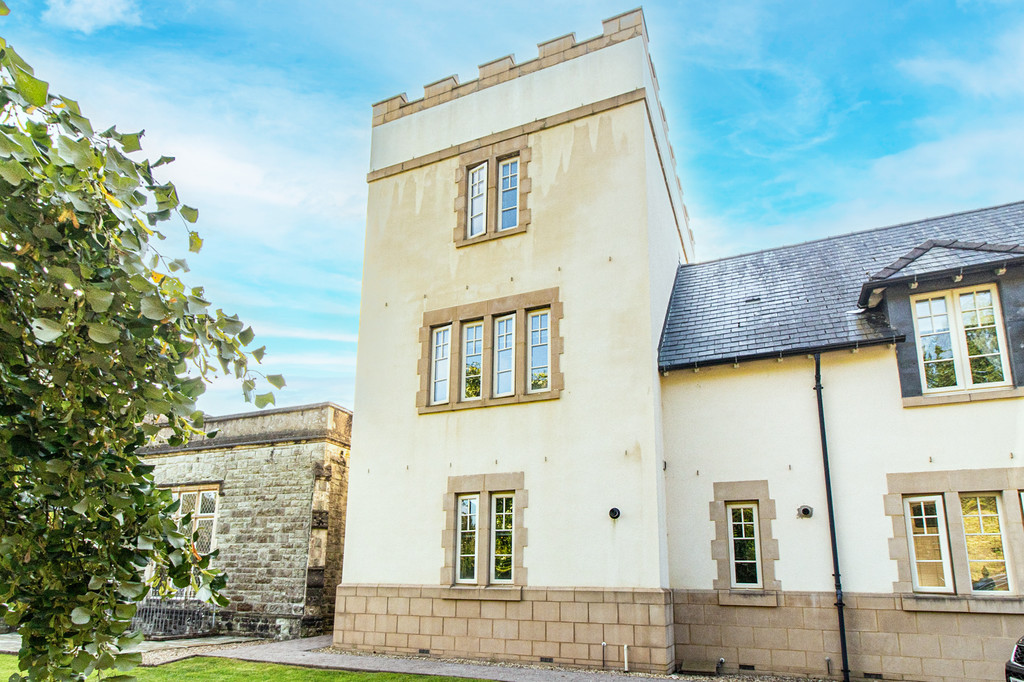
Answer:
[{"left": 870, "top": 237, "right": 1024, "bottom": 281}]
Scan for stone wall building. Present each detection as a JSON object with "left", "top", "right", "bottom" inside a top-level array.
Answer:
[{"left": 141, "top": 402, "right": 350, "bottom": 639}]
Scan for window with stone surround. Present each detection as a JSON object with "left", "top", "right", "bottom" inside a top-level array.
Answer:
[
  {"left": 171, "top": 484, "right": 220, "bottom": 555},
  {"left": 710, "top": 481, "right": 780, "bottom": 606},
  {"left": 442, "top": 473, "right": 527, "bottom": 588},
  {"left": 887, "top": 468, "right": 1024, "bottom": 610},
  {"left": 454, "top": 135, "right": 531, "bottom": 247},
  {"left": 417, "top": 289, "right": 562, "bottom": 412}
]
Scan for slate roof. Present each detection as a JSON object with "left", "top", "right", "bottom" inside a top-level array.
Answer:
[{"left": 659, "top": 201, "right": 1024, "bottom": 371}]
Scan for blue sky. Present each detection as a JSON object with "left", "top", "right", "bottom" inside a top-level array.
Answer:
[{"left": 3, "top": 1, "right": 1023, "bottom": 415}]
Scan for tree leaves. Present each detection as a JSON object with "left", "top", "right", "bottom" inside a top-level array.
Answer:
[
  {"left": 237, "top": 326, "right": 255, "bottom": 346},
  {"left": 0, "top": 158, "right": 30, "bottom": 185},
  {"left": 30, "top": 317, "right": 64, "bottom": 342},
  {"left": 85, "top": 288, "right": 114, "bottom": 313},
  {"left": 0, "top": 35, "right": 284, "bottom": 682},
  {"left": 140, "top": 295, "right": 166, "bottom": 320},
  {"left": 87, "top": 323, "right": 120, "bottom": 344},
  {"left": 11, "top": 64, "right": 47, "bottom": 107},
  {"left": 119, "top": 130, "right": 143, "bottom": 153}
]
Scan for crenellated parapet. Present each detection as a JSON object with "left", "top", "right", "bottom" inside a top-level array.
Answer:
[{"left": 371, "top": 8, "right": 648, "bottom": 127}]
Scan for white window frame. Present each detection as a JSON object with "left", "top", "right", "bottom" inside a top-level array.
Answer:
[
  {"left": 431, "top": 325, "right": 451, "bottom": 405},
  {"left": 490, "top": 493, "right": 514, "bottom": 584},
  {"left": 493, "top": 314, "right": 515, "bottom": 398},
  {"left": 152, "top": 484, "right": 220, "bottom": 594},
  {"left": 960, "top": 493, "right": 1011, "bottom": 594},
  {"left": 904, "top": 495, "right": 954, "bottom": 594},
  {"left": 456, "top": 494, "right": 479, "bottom": 584},
  {"left": 467, "top": 162, "right": 487, "bottom": 239},
  {"left": 171, "top": 485, "right": 219, "bottom": 554},
  {"left": 461, "top": 321, "right": 483, "bottom": 401},
  {"left": 910, "top": 284, "right": 1012, "bottom": 394},
  {"left": 726, "top": 502, "right": 762, "bottom": 588},
  {"left": 527, "top": 309, "right": 550, "bottom": 394},
  {"left": 497, "top": 157, "right": 518, "bottom": 231}
]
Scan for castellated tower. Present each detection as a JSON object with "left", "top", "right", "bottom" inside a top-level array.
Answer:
[{"left": 336, "top": 10, "right": 691, "bottom": 672}]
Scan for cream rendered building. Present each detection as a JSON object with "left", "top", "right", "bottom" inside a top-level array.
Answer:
[{"left": 336, "top": 9, "right": 1024, "bottom": 681}]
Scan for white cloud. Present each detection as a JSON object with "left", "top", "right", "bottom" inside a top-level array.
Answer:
[
  {"left": 42, "top": 0, "right": 141, "bottom": 34},
  {"left": 899, "top": 24, "right": 1024, "bottom": 97}
]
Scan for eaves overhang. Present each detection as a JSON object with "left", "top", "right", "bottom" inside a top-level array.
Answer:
[{"left": 659, "top": 335, "right": 906, "bottom": 374}]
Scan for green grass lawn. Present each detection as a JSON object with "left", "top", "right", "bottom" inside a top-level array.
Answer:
[{"left": 0, "top": 654, "right": 487, "bottom": 681}]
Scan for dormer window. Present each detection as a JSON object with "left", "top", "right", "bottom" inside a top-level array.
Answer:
[{"left": 911, "top": 284, "right": 1012, "bottom": 393}]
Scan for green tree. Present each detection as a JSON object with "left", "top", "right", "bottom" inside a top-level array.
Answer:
[{"left": 0, "top": 29, "right": 284, "bottom": 681}]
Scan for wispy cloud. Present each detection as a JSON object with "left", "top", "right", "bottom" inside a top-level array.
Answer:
[
  {"left": 899, "top": 24, "right": 1024, "bottom": 97},
  {"left": 694, "top": 116, "right": 1024, "bottom": 259},
  {"left": 250, "top": 324, "right": 358, "bottom": 344},
  {"left": 42, "top": 0, "right": 141, "bottom": 34}
]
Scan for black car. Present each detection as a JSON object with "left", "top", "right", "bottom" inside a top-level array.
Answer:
[{"left": 1008, "top": 636, "right": 1024, "bottom": 682}]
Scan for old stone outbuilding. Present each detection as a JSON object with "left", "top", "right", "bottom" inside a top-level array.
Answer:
[{"left": 139, "top": 402, "right": 350, "bottom": 639}]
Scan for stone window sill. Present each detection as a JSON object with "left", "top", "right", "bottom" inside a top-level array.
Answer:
[
  {"left": 899, "top": 593, "right": 1024, "bottom": 614},
  {"left": 456, "top": 224, "right": 528, "bottom": 248},
  {"left": 425, "top": 586, "right": 523, "bottom": 601},
  {"left": 717, "top": 590, "right": 779, "bottom": 607},
  {"left": 902, "top": 385, "right": 1024, "bottom": 408},
  {"left": 419, "top": 389, "right": 560, "bottom": 414}
]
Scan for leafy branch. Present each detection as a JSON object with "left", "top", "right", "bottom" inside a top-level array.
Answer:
[{"left": 0, "top": 32, "right": 283, "bottom": 682}]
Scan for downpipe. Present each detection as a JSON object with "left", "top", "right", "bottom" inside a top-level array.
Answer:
[{"left": 814, "top": 353, "right": 851, "bottom": 682}]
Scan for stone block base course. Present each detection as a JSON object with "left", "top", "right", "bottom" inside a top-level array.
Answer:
[
  {"left": 336, "top": 586, "right": 1024, "bottom": 680},
  {"left": 674, "top": 589, "right": 1024, "bottom": 682},
  {"left": 334, "top": 585, "right": 674, "bottom": 673}
]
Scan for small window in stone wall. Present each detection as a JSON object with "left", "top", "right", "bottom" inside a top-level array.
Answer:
[{"left": 170, "top": 484, "right": 220, "bottom": 555}]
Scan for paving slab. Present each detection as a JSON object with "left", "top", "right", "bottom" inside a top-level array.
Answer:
[{"left": 0, "top": 634, "right": 18, "bottom": 655}]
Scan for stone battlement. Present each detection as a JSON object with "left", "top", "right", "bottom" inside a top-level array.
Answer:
[{"left": 371, "top": 9, "right": 649, "bottom": 127}]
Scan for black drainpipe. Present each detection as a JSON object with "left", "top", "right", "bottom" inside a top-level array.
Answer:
[{"left": 814, "top": 353, "right": 850, "bottom": 682}]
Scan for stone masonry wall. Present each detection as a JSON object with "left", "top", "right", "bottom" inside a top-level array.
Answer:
[
  {"left": 334, "top": 585, "right": 675, "bottom": 673},
  {"left": 319, "top": 444, "right": 349, "bottom": 623},
  {"left": 674, "top": 589, "right": 1024, "bottom": 681},
  {"left": 142, "top": 402, "right": 351, "bottom": 639}
]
